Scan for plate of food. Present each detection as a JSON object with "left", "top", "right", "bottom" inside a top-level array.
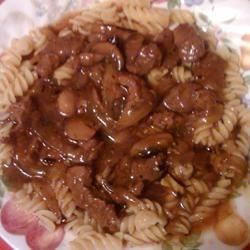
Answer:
[{"left": 0, "top": 0, "right": 250, "bottom": 250}]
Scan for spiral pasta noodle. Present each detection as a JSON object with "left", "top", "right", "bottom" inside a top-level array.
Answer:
[
  {"left": 50, "top": 179, "right": 77, "bottom": 220},
  {"left": 161, "top": 174, "right": 185, "bottom": 195},
  {"left": 120, "top": 4, "right": 170, "bottom": 35},
  {"left": 169, "top": 9, "right": 195, "bottom": 25},
  {"left": 121, "top": 224, "right": 167, "bottom": 246},
  {"left": 14, "top": 184, "right": 58, "bottom": 232},
  {"left": 0, "top": 1, "right": 249, "bottom": 248},
  {"left": 172, "top": 66, "right": 193, "bottom": 83},
  {"left": 70, "top": 231, "right": 123, "bottom": 250},
  {"left": 190, "top": 178, "right": 231, "bottom": 223},
  {"left": 120, "top": 210, "right": 166, "bottom": 235},
  {"left": 126, "top": 199, "right": 165, "bottom": 217}
]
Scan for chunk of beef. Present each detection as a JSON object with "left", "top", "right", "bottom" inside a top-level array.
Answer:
[
  {"left": 125, "top": 34, "right": 162, "bottom": 75},
  {"left": 36, "top": 53, "right": 60, "bottom": 78},
  {"left": 163, "top": 83, "right": 198, "bottom": 113},
  {"left": 192, "top": 52, "right": 227, "bottom": 91},
  {"left": 154, "top": 28, "right": 175, "bottom": 52},
  {"left": 147, "top": 111, "right": 178, "bottom": 130},
  {"left": 66, "top": 167, "right": 119, "bottom": 232},
  {"left": 131, "top": 154, "right": 166, "bottom": 182},
  {"left": 66, "top": 166, "right": 93, "bottom": 188},
  {"left": 173, "top": 24, "right": 206, "bottom": 63}
]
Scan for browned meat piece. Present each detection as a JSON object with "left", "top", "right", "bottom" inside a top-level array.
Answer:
[
  {"left": 143, "top": 183, "right": 171, "bottom": 204},
  {"left": 192, "top": 52, "right": 227, "bottom": 91},
  {"left": 43, "top": 34, "right": 84, "bottom": 61},
  {"left": 173, "top": 24, "right": 206, "bottom": 63},
  {"left": 66, "top": 167, "right": 119, "bottom": 232},
  {"left": 88, "top": 64, "right": 105, "bottom": 85},
  {"left": 97, "top": 177, "right": 139, "bottom": 205},
  {"left": 36, "top": 53, "right": 60, "bottom": 78},
  {"left": 117, "top": 74, "right": 155, "bottom": 128},
  {"left": 102, "top": 65, "right": 123, "bottom": 118},
  {"left": 147, "top": 111, "right": 177, "bottom": 130},
  {"left": 154, "top": 28, "right": 175, "bottom": 51},
  {"left": 210, "top": 153, "right": 247, "bottom": 181},
  {"left": 66, "top": 165, "right": 93, "bottom": 188},
  {"left": 131, "top": 154, "right": 166, "bottom": 182},
  {"left": 80, "top": 53, "right": 104, "bottom": 67},
  {"left": 125, "top": 34, "right": 162, "bottom": 75},
  {"left": 163, "top": 83, "right": 198, "bottom": 113},
  {"left": 33, "top": 180, "right": 61, "bottom": 220}
]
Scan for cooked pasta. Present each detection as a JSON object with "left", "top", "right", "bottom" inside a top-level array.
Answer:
[
  {"left": 14, "top": 185, "right": 58, "bottom": 232},
  {"left": 70, "top": 232, "right": 123, "bottom": 250},
  {"left": 121, "top": 224, "right": 167, "bottom": 246},
  {"left": 166, "top": 210, "right": 191, "bottom": 235},
  {"left": 172, "top": 66, "right": 193, "bottom": 83},
  {"left": 126, "top": 199, "right": 165, "bottom": 217},
  {"left": 54, "top": 63, "right": 75, "bottom": 85},
  {"left": 190, "top": 178, "right": 232, "bottom": 223},
  {"left": 0, "top": 1, "right": 249, "bottom": 249},
  {"left": 185, "top": 178, "right": 209, "bottom": 195},
  {"left": 120, "top": 5, "right": 170, "bottom": 35},
  {"left": 169, "top": 9, "right": 195, "bottom": 25},
  {"left": 51, "top": 179, "right": 77, "bottom": 220},
  {"left": 194, "top": 102, "right": 238, "bottom": 146},
  {"left": 120, "top": 210, "right": 167, "bottom": 234},
  {"left": 161, "top": 174, "right": 185, "bottom": 195}
]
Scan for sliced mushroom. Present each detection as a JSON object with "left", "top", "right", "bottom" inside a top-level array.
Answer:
[
  {"left": 64, "top": 118, "right": 96, "bottom": 141},
  {"left": 57, "top": 89, "right": 76, "bottom": 117}
]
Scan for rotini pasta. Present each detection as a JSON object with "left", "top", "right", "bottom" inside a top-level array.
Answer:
[
  {"left": 190, "top": 178, "right": 231, "bottom": 223},
  {"left": 70, "top": 231, "right": 122, "bottom": 250},
  {"left": 14, "top": 185, "right": 58, "bottom": 232},
  {"left": 126, "top": 199, "right": 165, "bottom": 217},
  {"left": 161, "top": 174, "right": 185, "bottom": 195},
  {"left": 0, "top": 1, "right": 249, "bottom": 249},
  {"left": 50, "top": 179, "right": 77, "bottom": 220},
  {"left": 172, "top": 66, "right": 193, "bottom": 83},
  {"left": 121, "top": 224, "right": 167, "bottom": 246},
  {"left": 120, "top": 210, "right": 167, "bottom": 235},
  {"left": 54, "top": 63, "right": 75, "bottom": 84},
  {"left": 169, "top": 9, "right": 195, "bottom": 25}
]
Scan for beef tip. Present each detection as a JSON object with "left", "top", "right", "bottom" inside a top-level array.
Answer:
[
  {"left": 163, "top": 83, "right": 198, "bottom": 113},
  {"left": 125, "top": 34, "right": 162, "bottom": 75},
  {"left": 66, "top": 165, "right": 93, "bottom": 189},
  {"left": 163, "top": 48, "right": 180, "bottom": 70},
  {"left": 143, "top": 183, "right": 172, "bottom": 204},
  {"left": 125, "top": 34, "right": 144, "bottom": 63},
  {"left": 33, "top": 181, "right": 61, "bottom": 220},
  {"left": 66, "top": 167, "right": 119, "bottom": 232},
  {"left": 173, "top": 24, "right": 206, "bottom": 63},
  {"left": 36, "top": 53, "right": 60, "bottom": 78},
  {"left": 192, "top": 52, "right": 227, "bottom": 91},
  {"left": 43, "top": 34, "right": 84, "bottom": 61},
  {"left": 97, "top": 177, "right": 139, "bottom": 205},
  {"left": 80, "top": 53, "right": 104, "bottom": 67},
  {"left": 154, "top": 28, "right": 175, "bottom": 52},
  {"left": 148, "top": 111, "right": 176, "bottom": 130},
  {"left": 131, "top": 154, "right": 166, "bottom": 182}
]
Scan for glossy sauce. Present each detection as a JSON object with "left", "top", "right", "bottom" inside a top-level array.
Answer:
[{"left": 3, "top": 23, "right": 244, "bottom": 234}]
